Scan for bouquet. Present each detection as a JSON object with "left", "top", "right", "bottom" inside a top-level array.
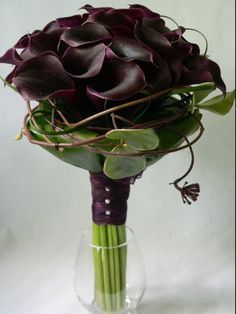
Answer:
[{"left": 0, "top": 4, "right": 234, "bottom": 313}]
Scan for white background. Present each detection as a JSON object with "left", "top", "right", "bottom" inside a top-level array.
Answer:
[{"left": 0, "top": 1, "right": 235, "bottom": 313}]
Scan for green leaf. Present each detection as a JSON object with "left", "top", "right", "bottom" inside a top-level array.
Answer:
[
  {"left": 145, "top": 111, "right": 202, "bottom": 167},
  {"left": 106, "top": 128, "right": 159, "bottom": 151},
  {"left": 193, "top": 83, "right": 216, "bottom": 103},
  {"left": 197, "top": 90, "right": 235, "bottom": 115},
  {"left": 103, "top": 145, "right": 146, "bottom": 179},
  {"left": 46, "top": 146, "right": 103, "bottom": 172},
  {"left": 170, "top": 82, "right": 216, "bottom": 97},
  {"left": 28, "top": 114, "right": 103, "bottom": 172}
]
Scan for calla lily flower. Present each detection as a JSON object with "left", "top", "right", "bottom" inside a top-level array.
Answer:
[{"left": 0, "top": 4, "right": 226, "bottom": 109}]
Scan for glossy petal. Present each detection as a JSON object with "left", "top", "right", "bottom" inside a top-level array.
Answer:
[
  {"left": 135, "top": 23, "right": 182, "bottom": 83},
  {"left": 110, "top": 8, "right": 155, "bottom": 21},
  {"left": 81, "top": 4, "right": 112, "bottom": 13},
  {"left": 164, "top": 27, "right": 186, "bottom": 43},
  {"left": 43, "top": 20, "right": 60, "bottom": 32},
  {"left": 13, "top": 55, "right": 74, "bottom": 100},
  {"left": 14, "top": 32, "right": 39, "bottom": 48},
  {"left": 173, "top": 40, "right": 194, "bottom": 59},
  {"left": 5, "top": 67, "right": 17, "bottom": 84},
  {"left": 109, "top": 37, "right": 153, "bottom": 62},
  {"left": 143, "top": 17, "right": 169, "bottom": 33},
  {"left": 56, "top": 14, "right": 89, "bottom": 28},
  {"left": 63, "top": 43, "right": 106, "bottom": 78},
  {"left": 129, "top": 4, "right": 160, "bottom": 18},
  {"left": 43, "top": 14, "right": 89, "bottom": 32},
  {"left": 0, "top": 48, "right": 22, "bottom": 65},
  {"left": 19, "top": 30, "right": 64, "bottom": 60},
  {"left": 181, "top": 66, "right": 214, "bottom": 86},
  {"left": 60, "top": 22, "right": 111, "bottom": 47},
  {"left": 87, "top": 10, "right": 134, "bottom": 28},
  {"left": 139, "top": 55, "right": 171, "bottom": 90},
  {"left": 183, "top": 56, "right": 226, "bottom": 92},
  {"left": 87, "top": 60, "right": 146, "bottom": 101},
  {"left": 108, "top": 25, "right": 134, "bottom": 38}
]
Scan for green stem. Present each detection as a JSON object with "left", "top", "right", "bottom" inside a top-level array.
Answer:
[
  {"left": 107, "top": 225, "right": 116, "bottom": 309},
  {"left": 92, "top": 224, "right": 127, "bottom": 313},
  {"left": 92, "top": 224, "right": 106, "bottom": 310},
  {"left": 99, "top": 225, "right": 112, "bottom": 311},
  {"left": 112, "top": 226, "right": 122, "bottom": 311}
]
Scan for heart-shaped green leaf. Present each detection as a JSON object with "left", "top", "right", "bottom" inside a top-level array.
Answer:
[
  {"left": 103, "top": 145, "right": 146, "bottom": 179},
  {"left": 197, "top": 90, "right": 235, "bottom": 115},
  {"left": 106, "top": 128, "right": 159, "bottom": 151}
]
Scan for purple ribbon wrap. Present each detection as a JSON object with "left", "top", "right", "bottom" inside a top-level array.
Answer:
[{"left": 90, "top": 172, "right": 141, "bottom": 225}]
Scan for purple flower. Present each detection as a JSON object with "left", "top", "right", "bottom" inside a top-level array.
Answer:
[{"left": 0, "top": 4, "right": 226, "bottom": 110}]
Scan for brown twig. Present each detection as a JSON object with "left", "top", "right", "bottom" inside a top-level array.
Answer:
[
  {"left": 47, "top": 99, "right": 71, "bottom": 126},
  {"left": 70, "top": 87, "right": 176, "bottom": 129}
]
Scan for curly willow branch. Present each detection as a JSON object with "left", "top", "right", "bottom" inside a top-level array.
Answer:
[
  {"left": 168, "top": 128, "right": 201, "bottom": 205},
  {"left": 23, "top": 100, "right": 204, "bottom": 158}
]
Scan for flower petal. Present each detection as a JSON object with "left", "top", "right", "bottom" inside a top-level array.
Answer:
[
  {"left": 180, "top": 67, "right": 214, "bottom": 86},
  {"left": 60, "top": 22, "right": 111, "bottom": 47},
  {"left": 63, "top": 43, "right": 106, "bottom": 78},
  {"left": 0, "top": 48, "right": 22, "bottom": 65},
  {"left": 56, "top": 14, "right": 89, "bottom": 28},
  {"left": 87, "top": 60, "right": 146, "bottom": 101},
  {"left": 19, "top": 30, "right": 64, "bottom": 60},
  {"left": 14, "top": 33, "right": 35, "bottom": 49},
  {"left": 139, "top": 55, "right": 172, "bottom": 90},
  {"left": 87, "top": 10, "right": 134, "bottom": 29},
  {"left": 109, "top": 36, "right": 154, "bottom": 62},
  {"left": 5, "top": 67, "right": 17, "bottom": 84},
  {"left": 108, "top": 25, "right": 134, "bottom": 38},
  {"left": 135, "top": 22, "right": 182, "bottom": 83},
  {"left": 13, "top": 54, "right": 74, "bottom": 100},
  {"left": 81, "top": 4, "right": 112, "bottom": 13},
  {"left": 183, "top": 56, "right": 226, "bottom": 92},
  {"left": 129, "top": 4, "right": 160, "bottom": 18},
  {"left": 143, "top": 17, "right": 169, "bottom": 33}
]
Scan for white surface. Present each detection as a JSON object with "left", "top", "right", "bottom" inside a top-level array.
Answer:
[{"left": 0, "top": 1, "right": 235, "bottom": 314}]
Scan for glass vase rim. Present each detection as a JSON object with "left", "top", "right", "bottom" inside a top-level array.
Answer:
[{"left": 81, "top": 225, "right": 135, "bottom": 250}]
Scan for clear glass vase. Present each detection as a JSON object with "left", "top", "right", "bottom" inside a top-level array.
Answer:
[{"left": 74, "top": 226, "right": 146, "bottom": 314}]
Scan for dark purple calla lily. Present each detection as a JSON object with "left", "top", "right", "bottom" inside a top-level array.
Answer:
[
  {"left": 87, "top": 60, "right": 146, "bottom": 101},
  {"left": 63, "top": 43, "right": 106, "bottom": 78},
  {"left": 142, "top": 17, "right": 169, "bottom": 33},
  {"left": 140, "top": 55, "right": 172, "bottom": 90},
  {"left": 129, "top": 4, "right": 160, "bottom": 18},
  {"left": 19, "top": 30, "right": 64, "bottom": 60},
  {"left": 87, "top": 10, "right": 134, "bottom": 29},
  {"left": 13, "top": 54, "right": 74, "bottom": 100},
  {"left": 135, "top": 22, "right": 182, "bottom": 84},
  {"left": 183, "top": 55, "right": 226, "bottom": 92},
  {"left": 81, "top": 4, "right": 112, "bottom": 14},
  {"left": 60, "top": 22, "right": 111, "bottom": 47},
  {"left": 0, "top": 4, "right": 226, "bottom": 108},
  {"left": 0, "top": 48, "right": 22, "bottom": 65},
  {"left": 14, "top": 31, "right": 39, "bottom": 49},
  {"left": 56, "top": 14, "right": 89, "bottom": 28},
  {"left": 43, "top": 14, "right": 89, "bottom": 32},
  {"left": 109, "top": 37, "right": 154, "bottom": 63}
]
